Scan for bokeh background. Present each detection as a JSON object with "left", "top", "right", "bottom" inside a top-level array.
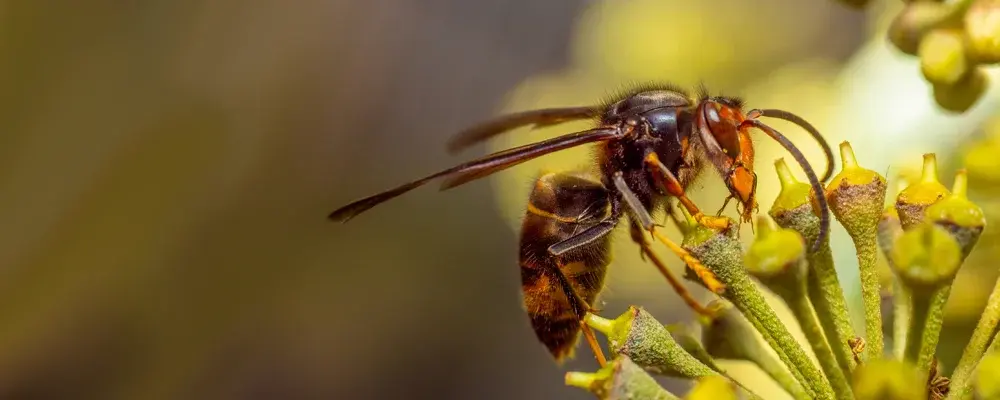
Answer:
[{"left": 1, "top": 1, "right": 999, "bottom": 399}]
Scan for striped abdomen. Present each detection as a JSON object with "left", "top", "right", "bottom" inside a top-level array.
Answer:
[{"left": 519, "top": 171, "right": 615, "bottom": 362}]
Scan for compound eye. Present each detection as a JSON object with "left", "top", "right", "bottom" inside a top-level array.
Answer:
[{"left": 703, "top": 102, "right": 742, "bottom": 161}]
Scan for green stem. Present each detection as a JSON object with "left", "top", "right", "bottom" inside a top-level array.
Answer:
[
  {"left": 946, "top": 276, "right": 1000, "bottom": 400},
  {"left": 806, "top": 244, "right": 858, "bottom": 378},
  {"left": 853, "top": 231, "right": 885, "bottom": 360},
  {"left": 750, "top": 351, "right": 813, "bottom": 400},
  {"left": 904, "top": 291, "right": 931, "bottom": 364},
  {"left": 702, "top": 301, "right": 812, "bottom": 400},
  {"left": 686, "top": 230, "right": 834, "bottom": 399},
  {"left": 905, "top": 286, "right": 951, "bottom": 384},
  {"left": 732, "top": 295, "right": 825, "bottom": 398},
  {"left": 787, "top": 292, "right": 855, "bottom": 399},
  {"left": 892, "top": 280, "right": 911, "bottom": 359}
]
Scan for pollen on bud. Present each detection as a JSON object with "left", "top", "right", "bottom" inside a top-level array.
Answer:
[
  {"left": 852, "top": 358, "right": 927, "bottom": 400},
  {"left": 925, "top": 169, "right": 986, "bottom": 257},
  {"left": 826, "top": 141, "right": 888, "bottom": 238},
  {"left": 896, "top": 153, "right": 951, "bottom": 229},
  {"left": 965, "top": 0, "right": 1000, "bottom": 64},
  {"left": 890, "top": 222, "right": 962, "bottom": 290},
  {"left": 565, "top": 356, "right": 681, "bottom": 400},
  {"left": 919, "top": 29, "right": 969, "bottom": 86}
]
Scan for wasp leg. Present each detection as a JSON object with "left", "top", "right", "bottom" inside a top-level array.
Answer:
[
  {"left": 665, "top": 200, "right": 687, "bottom": 229},
  {"left": 548, "top": 220, "right": 617, "bottom": 257},
  {"left": 612, "top": 172, "right": 726, "bottom": 295},
  {"left": 715, "top": 195, "right": 735, "bottom": 217},
  {"left": 644, "top": 153, "right": 730, "bottom": 230},
  {"left": 629, "top": 223, "right": 714, "bottom": 316},
  {"left": 548, "top": 262, "right": 608, "bottom": 367}
]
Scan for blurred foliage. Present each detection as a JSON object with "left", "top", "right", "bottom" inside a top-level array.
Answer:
[{"left": 881, "top": 0, "right": 999, "bottom": 112}]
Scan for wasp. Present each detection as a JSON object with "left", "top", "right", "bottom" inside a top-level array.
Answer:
[{"left": 329, "top": 83, "right": 834, "bottom": 366}]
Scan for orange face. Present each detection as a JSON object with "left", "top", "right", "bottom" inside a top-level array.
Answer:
[{"left": 698, "top": 100, "right": 758, "bottom": 223}]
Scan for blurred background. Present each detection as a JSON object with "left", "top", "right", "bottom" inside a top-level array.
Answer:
[{"left": 0, "top": 1, "right": 998, "bottom": 399}]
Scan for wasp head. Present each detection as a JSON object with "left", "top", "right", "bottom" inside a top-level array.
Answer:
[{"left": 696, "top": 97, "right": 758, "bottom": 224}]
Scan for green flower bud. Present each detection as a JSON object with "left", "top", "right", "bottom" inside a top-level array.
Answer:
[
  {"left": 826, "top": 141, "right": 888, "bottom": 238},
  {"left": 977, "top": 352, "right": 1000, "bottom": 400},
  {"left": 771, "top": 158, "right": 816, "bottom": 218},
  {"left": 933, "top": 67, "right": 989, "bottom": 113},
  {"left": 965, "top": 0, "right": 1000, "bottom": 63},
  {"left": 888, "top": 1, "right": 965, "bottom": 56},
  {"left": 919, "top": 28, "right": 969, "bottom": 85},
  {"left": 896, "top": 154, "right": 950, "bottom": 230},
  {"left": 745, "top": 215, "right": 807, "bottom": 284},
  {"left": 925, "top": 169, "right": 986, "bottom": 257},
  {"left": 565, "top": 355, "right": 680, "bottom": 400},
  {"left": 584, "top": 307, "right": 719, "bottom": 380},
  {"left": 890, "top": 223, "right": 963, "bottom": 290}
]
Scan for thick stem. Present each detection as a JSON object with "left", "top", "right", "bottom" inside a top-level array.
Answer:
[
  {"left": 947, "top": 277, "right": 1000, "bottom": 400},
  {"left": 787, "top": 292, "right": 854, "bottom": 399},
  {"left": 686, "top": 229, "right": 834, "bottom": 399},
  {"left": 892, "top": 280, "right": 911, "bottom": 359},
  {"left": 702, "top": 301, "right": 812, "bottom": 400},
  {"left": 905, "top": 286, "right": 951, "bottom": 385},
  {"left": 904, "top": 292, "right": 931, "bottom": 364},
  {"left": 806, "top": 244, "right": 858, "bottom": 378},
  {"left": 853, "top": 231, "right": 885, "bottom": 360}
]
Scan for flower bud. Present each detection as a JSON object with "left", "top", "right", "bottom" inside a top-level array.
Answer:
[
  {"left": 585, "top": 307, "right": 718, "bottom": 379},
  {"left": 827, "top": 141, "right": 888, "bottom": 238},
  {"left": 977, "top": 352, "right": 1000, "bottom": 400},
  {"left": 888, "top": 1, "right": 962, "bottom": 55},
  {"left": 566, "top": 355, "right": 680, "bottom": 400},
  {"left": 744, "top": 215, "right": 807, "bottom": 286},
  {"left": 919, "top": 28, "right": 969, "bottom": 85},
  {"left": 890, "top": 222, "right": 963, "bottom": 290},
  {"left": 933, "top": 67, "right": 989, "bottom": 113},
  {"left": 896, "top": 154, "right": 950, "bottom": 229},
  {"left": 924, "top": 169, "right": 986, "bottom": 258},
  {"left": 965, "top": 0, "right": 1000, "bottom": 63}
]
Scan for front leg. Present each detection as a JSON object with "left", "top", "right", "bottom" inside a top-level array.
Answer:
[{"left": 644, "top": 152, "right": 730, "bottom": 230}]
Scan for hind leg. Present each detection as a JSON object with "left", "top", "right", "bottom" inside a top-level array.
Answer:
[{"left": 628, "top": 222, "right": 714, "bottom": 316}]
